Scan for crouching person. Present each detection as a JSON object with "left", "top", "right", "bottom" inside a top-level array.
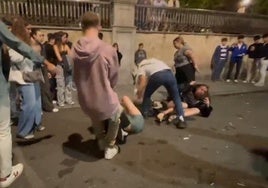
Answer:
[
  {"left": 136, "top": 58, "right": 187, "bottom": 129},
  {"left": 72, "top": 12, "right": 122, "bottom": 160}
]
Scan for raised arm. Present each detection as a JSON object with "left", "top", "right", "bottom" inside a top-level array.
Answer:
[{"left": 0, "top": 21, "right": 44, "bottom": 64}]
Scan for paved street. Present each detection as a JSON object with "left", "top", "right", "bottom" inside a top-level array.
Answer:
[{"left": 10, "top": 91, "right": 268, "bottom": 188}]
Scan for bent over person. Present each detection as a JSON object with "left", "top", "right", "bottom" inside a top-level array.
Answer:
[
  {"left": 136, "top": 58, "right": 187, "bottom": 129},
  {"left": 72, "top": 12, "right": 122, "bottom": 160}
]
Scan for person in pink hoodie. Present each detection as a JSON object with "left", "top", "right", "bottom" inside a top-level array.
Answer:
[{"left": 71, "top": 12, "right": 122, "bottom": 160}]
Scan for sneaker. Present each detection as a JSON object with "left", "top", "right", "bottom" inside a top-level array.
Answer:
[
  {"left": 251, "top": 80, "right": 256, "bottom": 84},
  {"left": 226, "top": 79, "right": 231, "bottom": 83},
  {"left": 52, "top": 108, "right": 59, "bottom": 113},
  {"left": 243, "top": 80, "right": 248, "bottom": 83},
  {"left": 67, "top": 101, "right": 75, "bottom": 105},
  {"left": 234, "top": 80, "right": 238, "bottom": 83},
  {"left": 104, "top": 145, "right": 120, "bottom": 160},
  {"left": 17, "top": 134, "right": 34, "bottom": 140},
  {"left": 58, "top": 104, "right": 65, "bottom": 107},
  {"left": 0, "top": 163, "right": 24, "bottom": 188},
  {"left": 52, "top": 100, "right": 57, "bottom": 104},
  {"left": 255, "top": 83, "right": 265, "bottom": 87},
  {"left": 174, "top": 118, "right": 188, "bottom": 129},
  {"left": 37, "top": 126, "right": 45, "bottom": 132},
  {"left": 117, "top": 129, "right": 128, "bottom": 144}
]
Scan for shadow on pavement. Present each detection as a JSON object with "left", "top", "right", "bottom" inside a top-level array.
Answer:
[
  {"left": 16, "top": 135, "right": 54, "bottom": 146},
  {"left": 250, "top": 148, "right": 268, "bottom": 180},
  {"left": 62, "top": 133, "right": 103, "bottom": 162}
]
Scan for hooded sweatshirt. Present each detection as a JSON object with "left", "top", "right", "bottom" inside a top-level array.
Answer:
[{"left": 72, "top": 37, "right": 120, "bottom": 121}]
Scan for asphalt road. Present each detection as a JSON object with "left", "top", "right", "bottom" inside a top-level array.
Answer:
[{"left": 10, "top": 92, "right": 268, "bottom": 188}]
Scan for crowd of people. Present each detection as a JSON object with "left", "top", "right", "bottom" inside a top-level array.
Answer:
[
  {"left": 211, "top": 34, "right": 268, "bottom": 87},
  {"left": 1, "top": 10, "right": 268, "bottom": 188}
]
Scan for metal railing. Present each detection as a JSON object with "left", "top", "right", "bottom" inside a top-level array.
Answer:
[
  {"left": 0, "top": 0, "right": 112, "bottom": 29},
  {"left": 135, "top": 5, "right": 268, "bottom": 34}
]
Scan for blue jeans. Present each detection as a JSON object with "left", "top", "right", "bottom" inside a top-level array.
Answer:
[
  {"left": 226, "top": 57, "right": 243, "bottom": 80},
  {"left": 17, "top": 83, "right": 42, "bottom": 137},
  {"left": 211, "top": 59, "right": 227, "bottom": 81},
  {"left": 142, "top": 70, "right": 184, "bottom": 117}
]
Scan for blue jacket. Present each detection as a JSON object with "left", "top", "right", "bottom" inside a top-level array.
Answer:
[{"left": 230, "top": 43, "right": 247, "bottom": 60}]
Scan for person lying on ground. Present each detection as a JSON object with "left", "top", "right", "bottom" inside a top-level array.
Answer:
[{"left": 155, "top": 84, "right": 213, "bottom": 123}]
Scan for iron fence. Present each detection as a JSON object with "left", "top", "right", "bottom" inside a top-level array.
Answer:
[
  {"left": 135, "top": 5, "right": 268, "bottom": 34},
  {"left": 0, "top": 0, "right": 112, "bottom": 29}
]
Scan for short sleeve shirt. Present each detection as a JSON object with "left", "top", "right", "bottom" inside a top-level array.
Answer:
[{"left": 174, "top": 45, "right": 192, "bottom": 68}]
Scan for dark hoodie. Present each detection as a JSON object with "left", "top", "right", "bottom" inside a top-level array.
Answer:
[{"left": 71, "top": 37, "right": 120, "bottom": 121}]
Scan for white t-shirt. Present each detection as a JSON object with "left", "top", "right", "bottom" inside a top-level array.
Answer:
[
  {"left": 153, "top": 0, "right": 168, "bottom": 7},
  {"left": 137, "top": 58, "right": 171, "bottom": 77}
]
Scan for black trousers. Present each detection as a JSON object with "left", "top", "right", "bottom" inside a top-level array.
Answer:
[
  {"left": 40, "top": 67, "right": 54, "bottom": 112},
  {"left": 226, "top": 58, "right": 243, "bottom": 80}
]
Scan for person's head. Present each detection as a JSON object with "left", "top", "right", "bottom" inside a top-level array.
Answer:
[
  {"left": 253, "top": 35, "right": 261, "bottom": 43},
  {"left": 64, "top": 32, "right": 70, "bottom": 42},
  {"left": 31, "top": 28, "right": 45, "bottom": 44},
  {"left": 237, "top": 35, "right": 245, "bottom": 43},
  {"left": 194, "top": 84, "right": 209, "bottom": 100},
  {"left": 113, "top": 43, "right": 119, "bottom": 50},
  {"left": 138, "top": 43, "right": 144, "bottom": 50},
  {"left": 10, "top": 16, "right": 31, "bottom": 45},
  {"left": 221, "top": 38, "right": 228, "bottom": 46},
  {"left": 47, "top": 33, "right": 56, "bottom": 45},
  {"left": 262, "top": 33, "right": 268, "bottom": 43},
  {"left": 55, "top": 31, "right": 68, "bottom": 47},
  {"left": 81, "top": 12, "right": 101, "bottom": 35},
  {"left": 173, "top": 36, "right": 185, "bottom": 49}
]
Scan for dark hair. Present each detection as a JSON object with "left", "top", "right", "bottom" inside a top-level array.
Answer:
[
  {"left": 98, "top": 32, "right": 103, "bottom": 40},
  {"left": 139, "top": 43, "right": 144, "bottom": 47},
  {"left": 10, "top": 16, "right": 31, "bottom": 45},
  {"left": 30, "top": 28, "right": 41, "bottom": 38},
  {"left": 238, "top": 35, "right": 245, "bottom": 39},
  {"left": 47, "top": 33, "right": 56, "bottom": 41},
  {"left": 253, "top": 35, "right": 261, "bottom": 41},
  {"left": 112, "top": 43, "right": 118, "bottom": 47},
  {"left": 55, "top": 31, "right": 67, "bottom": 49},
  {"left": 262, "top": 33, "right": 268, "bottom": 38},
  {"left": 194, "top": 84, "right": 210, "bottom": 99},
  {"left": 65, "top": 32, "right": 69, "bottom": 38},
  {"left": 2, "top": 17, "right": 12, "bottom": 26},
  {"left": 81, "top": 12, "right": 100, "bottom": 32},
  {"left": 173, "top": 36, "right": 185, "bottom": 45},
  {"left": 221, "top": 38, "right": 228, "bottom": 42}
]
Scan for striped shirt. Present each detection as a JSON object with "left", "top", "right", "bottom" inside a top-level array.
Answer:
[{"left": 219, "top": 45, "right": 228, "bottom": 60}]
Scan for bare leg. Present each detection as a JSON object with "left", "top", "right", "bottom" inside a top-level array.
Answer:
[{"left": 184, "top": 108, "right": 200, "bottom": 117}]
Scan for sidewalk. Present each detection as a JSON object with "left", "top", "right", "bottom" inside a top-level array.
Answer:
[{"left": 65, "top": 80, "right": 268, "bottom": 109}]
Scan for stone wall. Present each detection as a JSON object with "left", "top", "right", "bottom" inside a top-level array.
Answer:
[{"left": 41, "top": 29, "right": 253, "bottom": 82}]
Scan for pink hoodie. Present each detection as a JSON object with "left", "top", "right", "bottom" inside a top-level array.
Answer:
[{"left": 72, "top": 37, "right": 120, "bottom": 121}]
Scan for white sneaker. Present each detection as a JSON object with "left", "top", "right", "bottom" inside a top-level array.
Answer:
[
  {"left": 23, "top": 134, "right": 35, "bottom": 140},
  {"left": 104, "top": 145, "right": 120, "bottom": 160},
  {"left": 226, "top": 79, "right": 231, "bottom": 83},
  {"left": 37, "top": 126, "right": 45, "bottom": 132},
  {"left": 58, "top": 104, "right": 65, "bottom": 107},
  {"left": 251, "top": 80, "right": 256, "bottom": 84},
  {"left": 52, "top": 100, "right": 57, "bottom": 104},
  {"left": 255, "top": 83, "right": 264, "bottom": 87},
  {"left": 234, "top": 80, "right": 238, "bottom": 83},
  {"left": 243, "top": 80, "right": 248, "bottom": 83},
  {"left": 52, "top": 108, "right": 59, "bottom": 113},
  {"left": 67, "top": 101, "right": 75, "bottom": 105},
  {"left": 0, "top": 163, "right": 23, "bottom": 188}
]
